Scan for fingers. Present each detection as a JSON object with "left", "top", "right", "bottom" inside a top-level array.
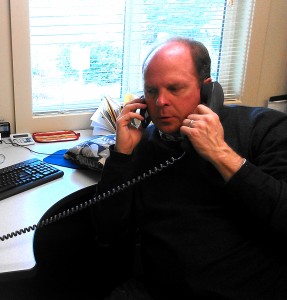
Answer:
[
  {"left": 183, "top": 105, "right": 219, "bottom": 128},
  {"left": 117, "top": 111, "right": 143, "bottom": 129},
  {"left": 184, "top": 119, "right": 196, "bottom": 128},
  {"left": 118, "top": 99, "right": 147, "bottom": 124},
  {"left": 121, "top": 99, "right": 146, "bottom": 117},
  {"left": 193, "top": 104, "right": 215, "bottom": 114},
  {"left": 115, "top": 98, "right": 147, "bottom": 155},
  {"left": 182, "top": 116, "right": 202, "bottom": 131},
  {"left": 180, "top": 104, "right": 221, "bottom": 141}
]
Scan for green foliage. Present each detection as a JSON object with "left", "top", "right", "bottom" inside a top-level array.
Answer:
[
  {"left": 82, "top": 43, "right": 122, "bottom": 85},
  {"left": 56, "top": 42, "right": 122, "bottom": 85}
]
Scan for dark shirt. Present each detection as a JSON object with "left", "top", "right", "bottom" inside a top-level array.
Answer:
[{"left": 94, "top": 105, "right": 287, "bottom": 299}]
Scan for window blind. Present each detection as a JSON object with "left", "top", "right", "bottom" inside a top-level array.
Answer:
[{"left": 29, "top": 0, "right": 255, "bottom": 115}]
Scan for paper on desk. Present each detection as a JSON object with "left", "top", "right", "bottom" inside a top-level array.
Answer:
[{"left": 90, "top": 96, "right": 122, "bottom": 135}]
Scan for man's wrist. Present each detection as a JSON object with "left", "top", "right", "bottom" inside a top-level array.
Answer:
[{"left": 212, "top": 145, "right": 246, "bottom": 182}]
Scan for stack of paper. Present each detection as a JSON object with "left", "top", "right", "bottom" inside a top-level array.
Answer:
[{"left": 90, "top": 96, "right": 122, "bottom": 135}]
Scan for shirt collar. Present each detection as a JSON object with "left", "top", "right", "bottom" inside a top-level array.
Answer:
[{"left": 158, "top": 130, "right": 184, "bottom": 142}]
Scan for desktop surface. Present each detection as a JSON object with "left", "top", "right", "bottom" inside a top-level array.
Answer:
[{"left": 0, "top": 130, "right": 99, "bottom": 278}]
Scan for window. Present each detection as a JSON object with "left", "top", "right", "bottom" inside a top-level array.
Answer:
[{"left": 10, "top": 0, "right": 255, "bottom": 132}]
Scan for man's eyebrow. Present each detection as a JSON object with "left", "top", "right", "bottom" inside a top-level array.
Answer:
[
  {"left": 144, "top": 84, "right": 156, "bottom": 89},
  {"left": 166, "top": 82, "right": 187, "bottom": 88},
  {"left": 144, "top": 82, "right": 185, "bottom": 89}
]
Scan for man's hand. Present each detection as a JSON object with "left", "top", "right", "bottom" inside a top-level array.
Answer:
[
  {"left": 115, "top": 98, "right": 147, "bottom": 155},
  {"left": 180, "top": 104, "right": 244, "bottom": 181}
]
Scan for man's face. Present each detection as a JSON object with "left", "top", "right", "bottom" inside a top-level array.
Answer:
[{"left": 144, "top": 43, "right": 201, "bottom": 134}]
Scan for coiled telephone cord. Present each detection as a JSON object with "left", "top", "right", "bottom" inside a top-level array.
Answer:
[{"left": 0, "top": 151, "right": 185, "bottom": 242}]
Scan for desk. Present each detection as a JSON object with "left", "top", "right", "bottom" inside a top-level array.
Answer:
[{"left": 0, "top": 130, "right": 100, "bottom": 278}]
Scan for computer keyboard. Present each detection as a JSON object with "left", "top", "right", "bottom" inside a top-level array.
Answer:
[{"left": 0, "top": 158, "right": 64, "bottom": 200}]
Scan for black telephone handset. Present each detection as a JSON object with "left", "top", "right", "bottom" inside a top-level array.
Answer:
[
  {"left": 140, "top": 108, "right": 151, "bottom": 129},
  {"left": 200, "top": 81, "right": 224, "bottom": 114},
  {"left": 139, "top": 96, "right": 151, "bottom": 129}
]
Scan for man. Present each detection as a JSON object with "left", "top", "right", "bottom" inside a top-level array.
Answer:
[{"left": 94, "top": 37, "right": 287, "bottom": 299}]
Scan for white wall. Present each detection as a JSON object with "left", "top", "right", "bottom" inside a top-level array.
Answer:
[
  {"left": 0, "top": 0, "right": 286, "bottom": 134},
  {"left": 0, "top": 0, "right": 15, "bottom": 133},
  {"left": 242, "top": 0, "right": 287, "bottom": 106}
]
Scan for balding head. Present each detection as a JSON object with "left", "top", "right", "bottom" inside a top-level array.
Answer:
[{"left": 143, "top": 37, "right": 211, "bottom": 85}]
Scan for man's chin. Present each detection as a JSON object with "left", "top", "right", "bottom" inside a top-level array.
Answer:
[
  {"left": 158, "top": 126, "right": 181, "bottom": 136},
  {"left": 155, "top": 120, "right": 181, "bottom": 133}
]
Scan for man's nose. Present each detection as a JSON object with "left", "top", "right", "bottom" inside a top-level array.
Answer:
[{"left": 156, "top": 92, "right": 169, "bottom": 106}]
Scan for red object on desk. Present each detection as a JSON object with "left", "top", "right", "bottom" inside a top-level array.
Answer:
[{"left": 32, "top": 130, "right": 80, "bottom": 143}]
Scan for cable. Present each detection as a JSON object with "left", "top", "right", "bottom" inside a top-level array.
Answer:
[
  {"left": 18, "top": 145, "right": 64, "bottom": 156},
  {"left": 1, "top": 139, "right": 65, "bottom": 156},
  {"left": 0, "top": 151, "right": 185, "bottom": 242},
  {"left": 3, "top": 137, "right": 99, "bottom": 156}
]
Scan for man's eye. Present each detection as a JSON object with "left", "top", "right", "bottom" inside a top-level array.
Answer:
[
  {"left": 168, "top": 86, "right": 182, "bottom": 92},
  {"left": 145, "top": 89, "right": 157, "bottom": 96},
  {"left": 169, "top": 87, "right": 178, "bottom": 92},
  {"left": 168, "top": 86, "right": 185, "bottom": 94}
]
